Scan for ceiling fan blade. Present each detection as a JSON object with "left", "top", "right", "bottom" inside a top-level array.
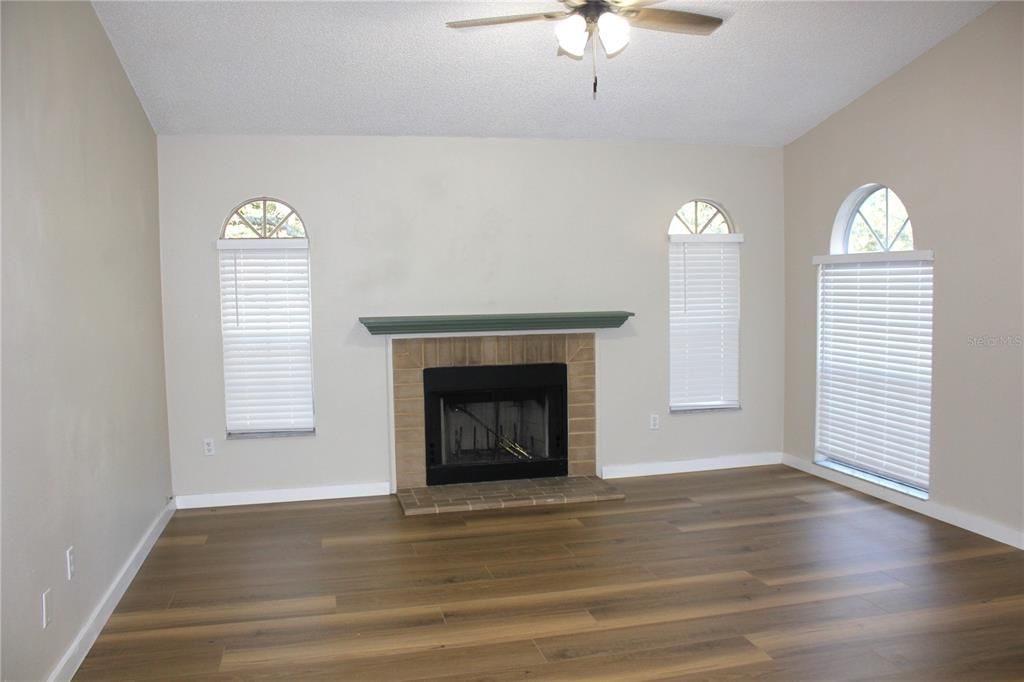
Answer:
[
  {"left": 446, "top": 11, "right": 570, "bottom": 29},
  {"left": 626, "top": 8, "right": 723, "bottom": 35},
  {"left": 605, "top": 0, "right": 664, "bottom": 8}
]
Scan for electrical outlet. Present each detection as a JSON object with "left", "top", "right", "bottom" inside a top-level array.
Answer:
[
  {"left": 66, "top": 546, "right": 76, "bottom": 581},
  {"left": 42, "top": 589, "right": 53, "bottom": 629},
  {"left": 203, "top": 438, "right": 215, "bottom": 456},
  {"left": 649, "top": 414, "right": 660, "bottom": 430}
]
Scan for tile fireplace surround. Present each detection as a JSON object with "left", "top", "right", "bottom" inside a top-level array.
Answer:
[{"left": 392, "top": 333, "right": 597, "bottom": 488}]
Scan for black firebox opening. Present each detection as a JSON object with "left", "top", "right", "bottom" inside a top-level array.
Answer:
[{"left": 423, "top": 363, "right": 568, "bottom": 486}]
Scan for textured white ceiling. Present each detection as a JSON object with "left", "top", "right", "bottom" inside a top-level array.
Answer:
[{"left": 94, "top": 1, "right": 989, "bottom": 145}]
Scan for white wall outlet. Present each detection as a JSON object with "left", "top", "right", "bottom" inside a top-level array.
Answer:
[
  {"left": 203, "top": 438, "right": 216, "bottom": 456},
  {"left": 66, "top": 546, "right": 76, "bottom": 581},
  {"left": 649, "top": 414, "right": 660, "bottom": 430},
  {"left": 42, "top": 589, "right": 53, "bottom": 628}
]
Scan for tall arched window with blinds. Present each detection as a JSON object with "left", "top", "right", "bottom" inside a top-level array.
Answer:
[
  {"left": 668, "top": 200, "right": 743, "bottom": 411},
  {"left": 815, "top": 184, "right": 933, "bottom": 494},
  {"left": 218, "top": 198, "right": 315, "bottom": 437}
]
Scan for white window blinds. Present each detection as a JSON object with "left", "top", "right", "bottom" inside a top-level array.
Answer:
[
  {"left": 669, "top": 233, "right": 743, "bottom": 410},
  {"left": 218, "top": 240, "right": 315, "bottom": 435},
  {"left": 814, "top": 251, "right": 934, "bottom": 491}
]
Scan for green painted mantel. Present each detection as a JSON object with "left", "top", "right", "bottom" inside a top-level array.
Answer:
[{"left": 358, "top": 311, "right": 635, "bottom": 336}]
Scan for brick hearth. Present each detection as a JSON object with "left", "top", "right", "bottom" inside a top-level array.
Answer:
[{"left": 396, "top": 476, "right": 623, "bottom": 515}]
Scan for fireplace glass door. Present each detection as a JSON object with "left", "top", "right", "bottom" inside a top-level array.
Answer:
[
  {"left": 441, "top": 390, "right": 549, "bottom": 466},
  {"left": 424, "top": 364, "right": 567, "bottom": 485}
]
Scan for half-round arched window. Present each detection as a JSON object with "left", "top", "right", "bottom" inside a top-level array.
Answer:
[
  {"left": 832, "top": 184, "right": 913, "bottom": 254},
  {"left": 667, "top": 198, "right": 742, "bottom": 411},
  {"left": 816, "top": 183, "right": 933, "bottom": 495},
  {"left": 222, "top": 198, "right": 307, "bottom": 239},
  {"left": 669, "top": 199, "right": 733, "bottom": 235},
  {"left": 217, "top": 197, "right": 314, "bottom": 436}
]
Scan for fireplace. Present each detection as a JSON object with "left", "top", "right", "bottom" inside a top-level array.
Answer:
[
  {"left": 390, "top": 334, "right": 596, "bottom": 488},
  {"left": 424, "top": 363, "right": 568, "bottom": 485}
]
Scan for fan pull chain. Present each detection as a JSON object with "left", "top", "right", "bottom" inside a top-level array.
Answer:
[{"left": 592, "top": 35, "right": 598, "bottom": 98}]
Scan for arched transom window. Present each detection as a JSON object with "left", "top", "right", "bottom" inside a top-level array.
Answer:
[
  {"left": 223, "top": 198, "right": 307, "bottom": 239},
  {"left": 837, "top": 185, "right": 913, "bottom": 254},
  {"left": 669, "top": 199, "right": 732, "bottom": 236}
]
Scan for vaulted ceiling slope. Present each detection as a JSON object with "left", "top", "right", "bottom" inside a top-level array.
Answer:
[{"left": 94, "top": 1, "right": 989, "bottom": 145}]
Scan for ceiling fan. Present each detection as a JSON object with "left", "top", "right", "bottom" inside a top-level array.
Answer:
[{"left": 446, "top": 1, "right": 723, "bottom": 60}]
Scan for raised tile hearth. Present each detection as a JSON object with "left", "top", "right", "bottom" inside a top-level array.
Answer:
[{"left": 396, "top": 475, "right": 624, "bottom": 516}]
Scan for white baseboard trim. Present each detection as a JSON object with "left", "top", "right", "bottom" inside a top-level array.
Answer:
[
  {"left": 48, "top": 499, "right": 175, "bottom": 682},
  {"left": 601, "top": 452, "right": 783, "bottom": 480},
  {"left": 781, "top": 454, "right": 1024, "bottom": 550},
  {"left": 174, "top": 482, "right": 392, "bottom": 509}
]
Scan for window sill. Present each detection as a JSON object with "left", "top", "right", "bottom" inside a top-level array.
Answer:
[
  {"left": 670, "top": 404, "right": 740, "bottom": 414},
  {"left": 816, "top": 457, "right": 928, "bottom": 500},
  {"left": 227, "top": 429, "right": 316, "bottom": 440}
]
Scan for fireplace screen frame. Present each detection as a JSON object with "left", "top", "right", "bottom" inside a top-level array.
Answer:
[{"left": 423, "top": 363, "right": 568, "bottom": 486}]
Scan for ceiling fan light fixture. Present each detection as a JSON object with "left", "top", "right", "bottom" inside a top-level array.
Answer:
[
  {"left": 597, "top": 11, "right": 630, "bottom": 56},
  {"left": 554, "top": 14, "right": 589, "bottom": 57}
]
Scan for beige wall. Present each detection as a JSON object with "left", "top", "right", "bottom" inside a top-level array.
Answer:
[
  {"left": 158, "top": 136, "right": 785, "bottom": 497},
  {"left": 784, "top": 3, "right": 1024, "bottom": 533},
  {"left": 1, "top": 3, "right": 172, "bottom": 680}
]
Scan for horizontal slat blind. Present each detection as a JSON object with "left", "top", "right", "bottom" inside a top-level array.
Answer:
[
  {"left": 815, "top": 256, "right": 933, "bottom": 490},
  {"left": 219, "top": 241, "right": 315, "bottom": 434},
  {"left": 669, "top": 237, "right": 741, "bottom": 410}
]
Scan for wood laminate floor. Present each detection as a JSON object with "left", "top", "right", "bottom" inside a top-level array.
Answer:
[{"left": 77, "top": 466, "right": 1024, "bottom": 680}]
